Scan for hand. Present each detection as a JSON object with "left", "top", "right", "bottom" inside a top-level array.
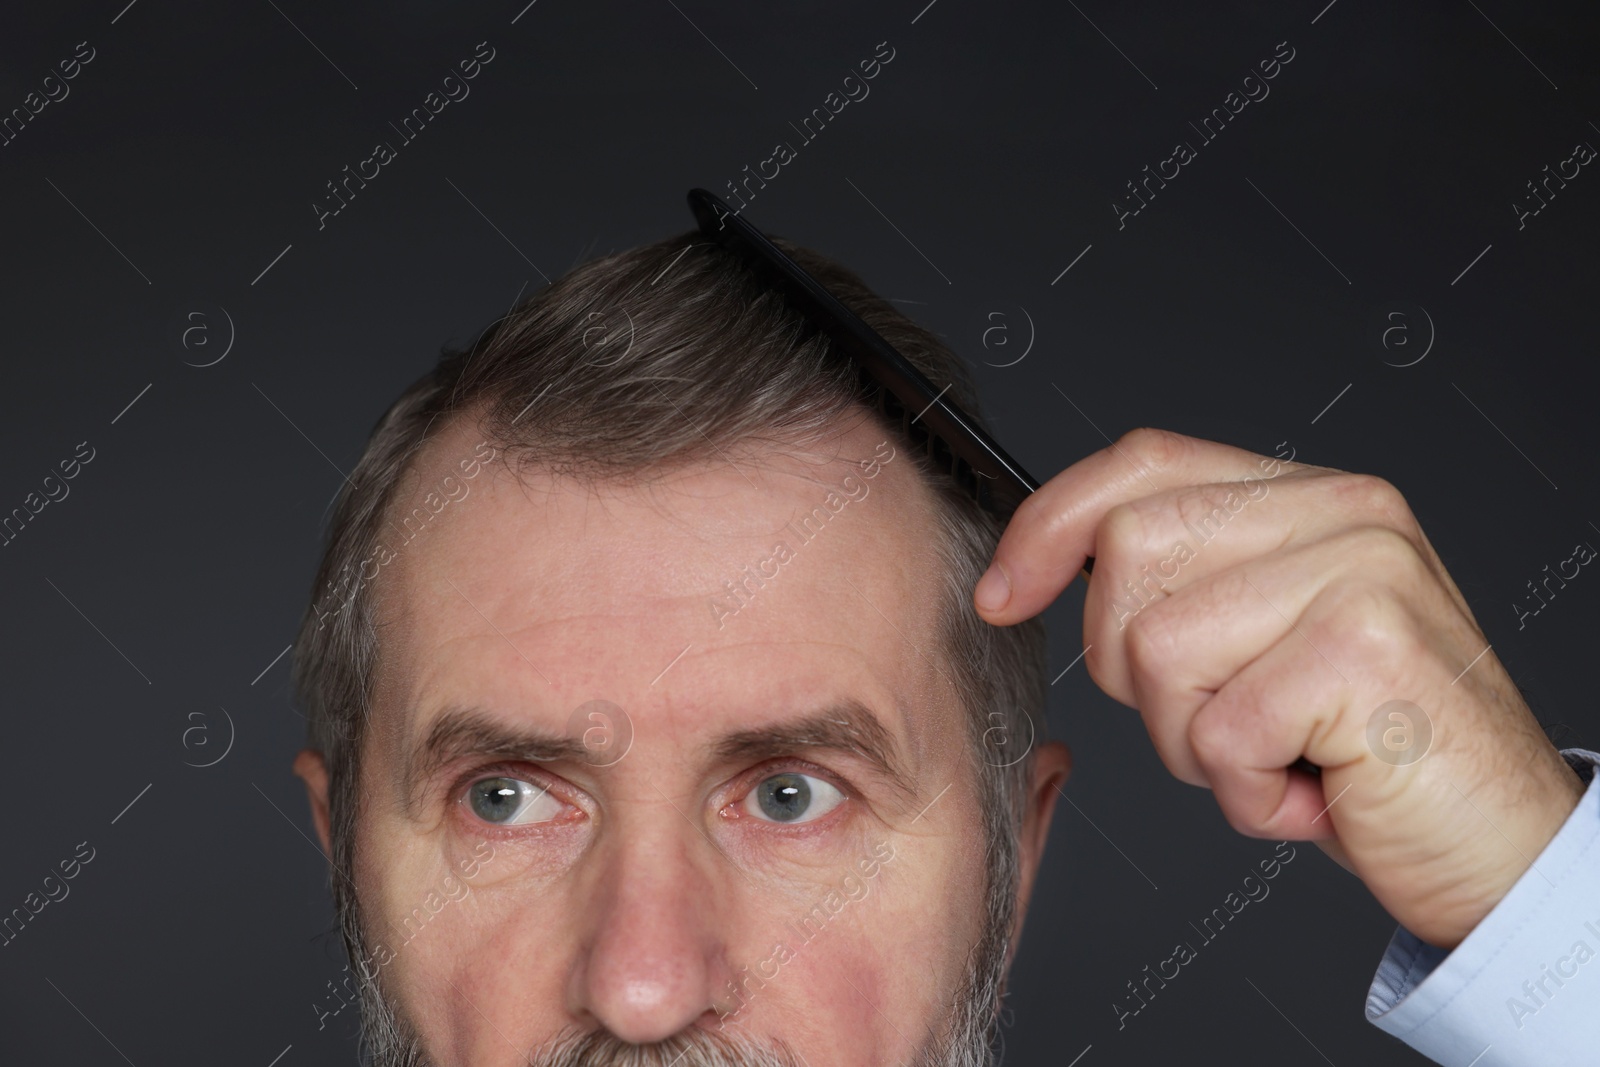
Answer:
[{"left": 975, "top": 427, "right": 1587, "bottom": 949}]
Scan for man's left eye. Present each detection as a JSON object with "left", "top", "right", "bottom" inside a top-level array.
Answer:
[{"left": 743, "top": 772, "right": 845, "bottom": 824}]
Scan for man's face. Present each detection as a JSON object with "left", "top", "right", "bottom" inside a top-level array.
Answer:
[{"left": 339, "top": 413, "right": 999, "bottom": 1064}]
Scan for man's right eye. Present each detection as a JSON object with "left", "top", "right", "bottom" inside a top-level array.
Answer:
[{"left": 464, "top": 776, "right": 563, "bottom": 825}]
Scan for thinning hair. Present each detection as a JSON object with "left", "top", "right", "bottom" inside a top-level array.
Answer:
[{"left": 290, "top": 229, "right": 1048, "bottom": 1058}]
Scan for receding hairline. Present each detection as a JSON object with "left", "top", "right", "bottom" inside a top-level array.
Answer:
[
  {"left": 357, "top": 395, "right": 929, "bottom": 649},
  {"left": 388, "top": 391, "right": 903, "bottom": 502},
  {"left": 354, "top": 396, "right": 950, "bottom": 743}
]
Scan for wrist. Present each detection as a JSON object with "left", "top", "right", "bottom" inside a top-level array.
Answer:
[{"left": 1420, "top": 750, "right": 1590, "bottom": 950}]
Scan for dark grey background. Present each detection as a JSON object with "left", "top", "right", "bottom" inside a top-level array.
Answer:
[{"left": 2, "top": 0, "right": 1597, "bottom": 1063}]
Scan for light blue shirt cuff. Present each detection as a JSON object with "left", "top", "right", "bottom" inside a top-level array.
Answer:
[{"left": 1365, "top": 748, "right": 1600, "bottom": 1066}]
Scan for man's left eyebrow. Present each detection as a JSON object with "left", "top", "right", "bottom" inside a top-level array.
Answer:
[
  {"left": 401, "top": 704, "right": 587, "bottom": 818},
  {"left": 712, "top": 699, "right": 920, "bottom": 802}
]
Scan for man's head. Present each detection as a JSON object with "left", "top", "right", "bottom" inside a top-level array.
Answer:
[{"left": 290, "top": 232, "right": 1070, "bottom": 1065}]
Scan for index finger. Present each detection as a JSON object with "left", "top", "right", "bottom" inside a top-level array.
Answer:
[{"left": 972, "top": 427, "right": 1303, "bottom": 625}]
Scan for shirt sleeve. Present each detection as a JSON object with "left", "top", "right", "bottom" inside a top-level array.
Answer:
[{"left": 1364, "top": 748, "right": 1600, "bottom": 1066}]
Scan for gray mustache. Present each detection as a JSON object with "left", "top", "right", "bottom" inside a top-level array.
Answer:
[{"left": 527, "top": 1027, "right": 804, "bottom": 1067}]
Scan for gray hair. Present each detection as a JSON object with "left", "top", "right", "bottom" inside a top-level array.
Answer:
[{"left": 290, "top": 230, "right": 1047, "bottom": 1060}]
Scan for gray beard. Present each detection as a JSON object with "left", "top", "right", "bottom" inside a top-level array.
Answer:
[{"left": 338, "top": 894, "right": 1011, "bottom": 1067}]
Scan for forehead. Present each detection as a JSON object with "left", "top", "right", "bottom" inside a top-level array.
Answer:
[{"left": 365, "top": 411, "right": 960, "bottom": 757}]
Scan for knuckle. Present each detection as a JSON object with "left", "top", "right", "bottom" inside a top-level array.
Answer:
[
  {"left": 1310, "top": 579, "right": 1421, "bottom": 665},
  {"left": 1186, "top": 703, "right": 1240, "bottom": 774},
  {"left": 1342, "top": 525, "right": 1426, "bottom": 580},
  {"left": 1124, "top": 599, "right": 1179, "bottom": 672},
  {"left": 1331, "top": 474, "right": 1419, "bottom": 537},
  {"left": 1121, "top": 626, "right": 1159, "bottom": 699},
  {"left": 1172, "top": 484, "right": 1243, "bottom": 541},
  {"left": 1098, "top": 500, "right": 1147, "bottom": 553},
  {"left": 1114, "top": 426, "right": 1188, "bottom": 474},
  {"left": 1101, "top": 486, "right": 1231, "bottom": 571},
  {"left": 1082, "top": 637, "right": 1119, "bottom": 691},
  {"left": 1097, "top": 501, "right": 1163, "bottom": 570}
]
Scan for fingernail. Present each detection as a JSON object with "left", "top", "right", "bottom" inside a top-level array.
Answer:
[{"left": 975, "top": 561, "right": 1011, "bottom": 612}]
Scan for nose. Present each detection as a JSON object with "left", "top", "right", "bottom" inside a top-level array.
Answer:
[{"left": 568, "top": 823, "right": 722, "bottom": 1044}]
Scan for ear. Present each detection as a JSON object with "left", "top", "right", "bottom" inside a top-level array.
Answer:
[
  {"left": 1009, "top": 739, "right": 1072, "bottom": 956},
  {"left": 292, "top": 748, "right": 334, "bottom": 857}
]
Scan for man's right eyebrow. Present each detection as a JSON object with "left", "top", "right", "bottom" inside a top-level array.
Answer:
[{"left": 402, "top": 705, "right": 588, "bottom": 817}]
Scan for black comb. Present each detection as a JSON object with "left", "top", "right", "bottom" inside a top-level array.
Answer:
[{"left": 688, "top": 188, "right": 1095, "bottom": 584}]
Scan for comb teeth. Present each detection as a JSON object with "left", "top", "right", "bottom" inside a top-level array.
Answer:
[{"left": 863, "top": 373, "right": 981, "bottom": 504}]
